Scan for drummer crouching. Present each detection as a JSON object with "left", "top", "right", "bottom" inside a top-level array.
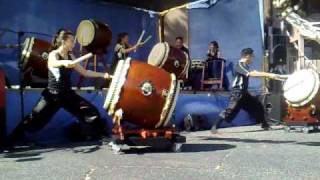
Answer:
[
  {"left": 5, "top": 29, "right": 112, "bottom": 148},
  {"left": 211, "top": 48, "right": 280, "bottom": 134}
]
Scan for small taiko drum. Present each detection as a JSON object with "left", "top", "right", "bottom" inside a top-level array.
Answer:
[
  {"left": 21, "top": 37, "right": 52, "bottom": 79},
  {"left": 191, "top": 59, "right": 204, "bottom": 70},
  {"left": 283, "top": 69, "right": 320, "bottom": 123},
  {"left": 148, "top": 42, "right": 189, "bottom": 79},
  {"left": 76, "top": 19, "right": 112, "bottom": 54},
  {"left": 104, "top": 58, "right": 180, "bottom": 129}
]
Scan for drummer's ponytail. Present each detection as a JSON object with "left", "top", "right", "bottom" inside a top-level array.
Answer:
[{"left": 52, "top": 28, "right": 73, "bottom": 50}]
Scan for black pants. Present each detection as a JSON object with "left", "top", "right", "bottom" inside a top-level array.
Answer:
[
  {"left": 9, "top": 89, "right": 105, "bottom": 142},
  {"left": 219, "top": 91, "right": 267, "bottom": 125}
]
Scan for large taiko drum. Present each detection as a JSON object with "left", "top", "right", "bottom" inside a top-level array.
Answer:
[
  {"left": 148, "top": 42, "right": 189, "bottom": 79},
  {"left": 104, "top": 58, "right": 180, "bottom": 129},
  {"left": 283, "top": 69, "right": 320, "bottom": 107},
  {"left": 76, "top": 19, "right": 112, "bottom": 54},
  {"left": 21, "top": 37, "right": 52, "bottom": 79}
]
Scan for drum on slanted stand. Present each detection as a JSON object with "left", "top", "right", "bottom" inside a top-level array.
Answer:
[
  {"left": 76, "top": 19, "right": 112, "bottom": 54},
  {"left": 148, "top": 42, "right": 189, "bottom": 80},
  {"left": 283, "top": 69, "right": 320, "bottom": 126},
  {"left": 21, "top": 37, "right": 52, "bottom": 86},
  {"left": 104, "top": 58, "right": 180, "bottom": 129}
]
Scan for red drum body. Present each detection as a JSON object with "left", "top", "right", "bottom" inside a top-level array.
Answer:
[
  {"left": 21, "top": 37, "right": 52, "bottom": 79},
  {"left": 76, "top": 19, "right": 112, "bottom": 54},
  {"left": 104, "top": 58, "right": 180, "bottom": 129}
]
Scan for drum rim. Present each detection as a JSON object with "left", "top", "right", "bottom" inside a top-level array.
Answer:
[
  {"left": 76, "top": 20, "right": 95, "bottom": 47},
  {"left": 283, "top": 69, "right": 320, "bottom": 107},
  {"left": 159, "top": 74, "right": 180, "bottom": 127},
  {"left": 21, "top": 37, "right": 34, "bottom": 68},
  {"left": 103, "top": 58, "right": 130, "bottom": 114},
  {"left": 148, "top": 42, "right": 169, "bottom": 67},
  {"left": 179, "top": 51, "right": 189, "bottom": 78}
]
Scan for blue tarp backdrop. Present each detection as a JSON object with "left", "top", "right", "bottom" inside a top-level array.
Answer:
[
  {"left": 188, "top": 0, "right": 264, "bottom": 89},
  {"left": 0, "top": 0, "right": 158, "bottom": 85},
  {"left": 0, "top": 0, "right": 264, "bottom": 143}
]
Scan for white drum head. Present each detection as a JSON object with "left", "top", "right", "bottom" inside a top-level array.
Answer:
[
  {"left": 148, "top": 42, "right": 169, "bottom": 67},
  {"left": 76, "top": 20, "right": 95, "bottom": 46},
  {"left": 160, "top": 74, "right": 180, "bottom": 128},
  {"left": 103, "top": 58, "right": 131, "bottom": 115},
  {"left": 283, "top": 69, "right": 320, "bottom": 107}
]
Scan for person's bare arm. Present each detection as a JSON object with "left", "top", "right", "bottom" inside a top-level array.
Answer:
[
  {"left": 122, "top": 44, "right": 139, "bottom": 53},
  {"left": 249, "top": 70, "right": 278, "bottom": 79},
  {"left": 74, "top": 64, "right": 112, "bottom": 79}
]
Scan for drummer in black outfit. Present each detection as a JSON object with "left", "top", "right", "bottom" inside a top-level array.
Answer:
[
  {"left": 175, "top": 36, "right": 192, "bottom": 88},
  {"left": 111, "top": 32, "right": 140, "bottom": 73},
  {"left": 205, "top": 41, "right": 229, "bottom": 90},
  {"left": 211, "top": 48, "right": 279, "bottom": 134},
  {"left": 7, "top": 29, "right": 112, "bottom": 145}
]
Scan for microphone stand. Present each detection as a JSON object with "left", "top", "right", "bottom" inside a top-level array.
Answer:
[{"left": 17, "top": 31, "right": 25, "bottom": 121}]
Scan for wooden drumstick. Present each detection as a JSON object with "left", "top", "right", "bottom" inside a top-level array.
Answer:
[
  {"left": 134, "top": 30, "right": 145, "bottom": 52},
  {"left": 71, "top": 53, "right": 93, "bottom": 64},
  {"left": 137, "top": 30, "right": 145, "bottom": 45},
  {"left": 140, "top": 35, "right": 152, "bottom": 45}
]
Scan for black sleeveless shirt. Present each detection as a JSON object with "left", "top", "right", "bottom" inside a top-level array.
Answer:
[{"left": 48, "top": 53, "right": 72, "bottom": 92}]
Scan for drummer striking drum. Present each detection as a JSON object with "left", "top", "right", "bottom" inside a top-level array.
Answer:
[
  {"left": 7, "top": 29, "right": 112, "bottom": 145},
  {"left": 211, "top": 48, "right": 280, "bottom": 133}
]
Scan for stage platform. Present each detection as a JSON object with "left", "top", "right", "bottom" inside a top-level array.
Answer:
[
  {"left": 5, "top": 88, "right": 257, "bottom": 144},
  {"left": 1, "top": 125, "right": 320, "bottom": 180}
]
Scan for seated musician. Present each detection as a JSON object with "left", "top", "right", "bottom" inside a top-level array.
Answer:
[
  {"left": 205, "top": 41, "right": 229, "bottom": 90},
  {"left": 6, "top": 29, "right": 112, "bottom": 147}
]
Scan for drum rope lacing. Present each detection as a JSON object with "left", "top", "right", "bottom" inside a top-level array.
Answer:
[{"left": 108, "top": 59, "right": 131, "bottom": 115}]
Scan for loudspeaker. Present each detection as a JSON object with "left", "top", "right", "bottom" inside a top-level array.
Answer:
[
  {"left": 264, "top": 93, "right": 286, "bottom": 124},
  {"left": 268, "top": 31, "right": 289, "bottom": 92},
  {"left": 272, "top": 35, "right": 289, "bottom": 65}
]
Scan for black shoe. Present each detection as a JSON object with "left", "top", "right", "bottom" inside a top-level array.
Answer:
[
  {"left": 261, "top": 123, "right": 271, "bottom": 130},
  {"left": 210, "top": 118, "right": 224, "bottom": 134},
  {"left": 0, "top": 141, "right": 14, "bottom": 153}
]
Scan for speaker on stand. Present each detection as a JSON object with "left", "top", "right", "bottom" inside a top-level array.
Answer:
[{"left": 264, "top": 27, "right": 289, "bottom": 125}]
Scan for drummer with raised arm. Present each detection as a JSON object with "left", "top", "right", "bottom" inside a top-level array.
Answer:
[
  {"left": 111, "top": 32, "right": 141, "bottom": 73},
  {"left": 7, "top": 29, "right": 112, "bottom": 146},
  {"left": 211, "top": 48, "right": 280, "bottom": 134}
]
